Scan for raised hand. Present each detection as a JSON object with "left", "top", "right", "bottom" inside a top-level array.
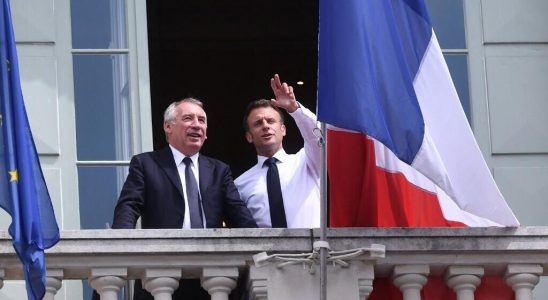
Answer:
[{"left": 270, "top": 74, "right": 299, "bottom": 113}]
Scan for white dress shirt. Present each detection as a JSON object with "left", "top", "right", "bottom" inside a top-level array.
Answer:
[
  {"left": 235, "top": 105, "right": 321, "bottom": 228},
  {"left": 169, "top": 145, "right": 205, "bottom": 228}
]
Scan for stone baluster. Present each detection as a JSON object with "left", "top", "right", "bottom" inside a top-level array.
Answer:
[
  {"left": 505, "top": 264, "right": 543, "bottom": 300},
  {"left": 89, "top": 268, "right": 127, "bottom": 300},
  {"left": 444, "top": 266, "right": 484, "bottom": 300},
  {"left": 201, "top": 267, "right": 238, "bottom": 300},
  {"left": 142, "top": 268, "right": 181, "bottom": 300},
  {"left": 44, "top": 269, "right": 64, "bottom": 300},
  {"left": 392, "top": 264, "right": 429, "bottom": 300}
]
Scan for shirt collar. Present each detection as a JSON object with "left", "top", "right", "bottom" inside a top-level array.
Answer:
[
  {"left": 257, "top": 148, "right": 288, "bottom": 168},
  {"left": 169, "top": 145, "right": 200, "bottom": 166}
]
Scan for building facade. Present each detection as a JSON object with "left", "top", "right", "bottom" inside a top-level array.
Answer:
[{"left": 0, "top": 0, "right": 546, "bottom": 298}]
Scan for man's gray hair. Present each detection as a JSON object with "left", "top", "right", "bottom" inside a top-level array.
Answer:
[{"left": 163, "top": 97, "right": 205, "bottom": 123}]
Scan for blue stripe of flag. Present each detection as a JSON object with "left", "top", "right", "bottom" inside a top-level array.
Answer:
[{"left": 318, "top": 0, "right": 432, "bottom": 164}]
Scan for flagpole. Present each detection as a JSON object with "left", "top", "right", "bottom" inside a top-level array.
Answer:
[{"left": 319, "top": 122, "right": 327, "bottom": 300}]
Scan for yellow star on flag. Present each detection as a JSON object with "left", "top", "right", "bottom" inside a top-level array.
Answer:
[{"left": 9, "top": 170, "right": 18, "bottom": 182}]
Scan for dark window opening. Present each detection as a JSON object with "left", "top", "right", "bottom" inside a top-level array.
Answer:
[{"left": 147, "top": 0, "right": 319, "bottom": 176}]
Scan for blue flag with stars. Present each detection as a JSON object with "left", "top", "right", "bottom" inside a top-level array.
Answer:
[{"left": 0, "top": 0, "right": 60, "bottom": 299}]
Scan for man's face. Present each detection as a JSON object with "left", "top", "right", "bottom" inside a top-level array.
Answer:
[
  {"left": 164, "top": 102, "right": 208, "bottom": 156},
  {"left": 245, "top": 106, "right": 286, "bottom": 157}
]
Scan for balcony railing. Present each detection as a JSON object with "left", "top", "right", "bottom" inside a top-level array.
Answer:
[{"left": 0, "top": 227, "right": 546, "bottom": 300}]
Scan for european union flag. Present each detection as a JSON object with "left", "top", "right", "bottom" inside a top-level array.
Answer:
[{"left": 0, "top": 0, "right": 60, "bottom": 299}]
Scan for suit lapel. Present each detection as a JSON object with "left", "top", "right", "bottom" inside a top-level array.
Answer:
[
  {"left": 198, "top": 155, "right": 213, "bottom": 196},
  {"left": 153, "top": 147, "right": 184, "bottom": 198}
]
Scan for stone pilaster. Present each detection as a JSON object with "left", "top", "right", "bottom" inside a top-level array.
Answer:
[
  {"left": 357, "top": 262, "right": 375, "bottom": 300},
  {"left": 249, "top": 265, "right": 269, "bottom": 300},
  {"left": 0, "top": 269, "right": 4, "bottom": 289}
]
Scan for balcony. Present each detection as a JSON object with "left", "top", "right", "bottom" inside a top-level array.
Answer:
[{"left": 0, "top": 227, "right": 546, "bottom": 299}]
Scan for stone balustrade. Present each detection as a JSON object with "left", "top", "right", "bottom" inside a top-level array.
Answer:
[{"left": 0, "top": 227, "right": 546, "bottom": 299}]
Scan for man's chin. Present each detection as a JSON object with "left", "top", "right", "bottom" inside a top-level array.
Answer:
[
  {"left": 256, "top": 142, "right": 280, "bottom": 155},
  {"left": 257, "top": 140, "right": 276, "bottom": 148},
  {"left": 185, "top": 142, "right": 204, "bottom": 152},
  {"left": 260, "top": 136, "right": 277, "bottom": 144}
]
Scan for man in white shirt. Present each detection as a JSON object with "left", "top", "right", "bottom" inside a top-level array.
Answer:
[{"left": 235, "top": 74, "right": 321, "bottom": 228}]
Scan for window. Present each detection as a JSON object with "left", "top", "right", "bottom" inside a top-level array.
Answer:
[
  {"left": 425, "top": 0, "right": 471, "bottom": 120},
  {"left": 71, "top": 2, "right": 146, "bottom": 298},
  {"left": 71, "top": 0, "right": 131, "bottom": 230}
]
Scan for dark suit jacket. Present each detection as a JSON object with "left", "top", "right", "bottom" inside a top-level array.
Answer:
[
  {"left": 112, "top": 146, "right": 257, "bottom": 229},
  {"left": 106, "top": 146, "right": 256, "bottom": 300}
]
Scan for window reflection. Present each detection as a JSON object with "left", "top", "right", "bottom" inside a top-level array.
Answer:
[
  {"left": 71, "top": 0, "right": 127, "bottom": 49},
  {"left": 425, "top": 0, "right": 466, "bottom": 49},
  {"left": 78, "top": 165, "right": 129, "bottom": 227},
  {"left": 445, "top": 54, "right": 471, "bottom": 121},
  {"left": 73, "top": 54, "right": 132, "bottom": 161}
]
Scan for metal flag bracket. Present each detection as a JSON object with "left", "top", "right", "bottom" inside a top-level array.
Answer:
[{"left": 252, "top": 243, "right": 385, "bottom": 274}]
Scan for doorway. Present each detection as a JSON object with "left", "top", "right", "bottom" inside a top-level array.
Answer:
[{"left": 146, "top": 0, "right": 319, "bottom": 176}]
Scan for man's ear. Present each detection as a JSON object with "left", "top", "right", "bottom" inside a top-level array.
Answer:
[
  {"left": 245, "top": 131, "right": 253, "bottom": 143},
  {"left": 163, "top": 121, "right": 171, "bottom": 134},
  {"left": 281, "top": 124, "right": 286, "bottom": 137}
]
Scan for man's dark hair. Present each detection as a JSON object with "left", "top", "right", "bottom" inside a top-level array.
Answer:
[{"left": 243, "top": 99, "right": 284, "bottom": 131}]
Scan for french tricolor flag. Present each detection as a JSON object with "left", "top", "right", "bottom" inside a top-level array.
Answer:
[
  {"left": 317, "top": 0, "right": 519, "bottom": 228},
  {"left": 317, "top": 0, "right": 519, "bottom": 298}
]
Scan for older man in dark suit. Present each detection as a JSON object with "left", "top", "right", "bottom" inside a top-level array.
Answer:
[{"left": 109, "top": 97, "right": 257, "bottom": 300}]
